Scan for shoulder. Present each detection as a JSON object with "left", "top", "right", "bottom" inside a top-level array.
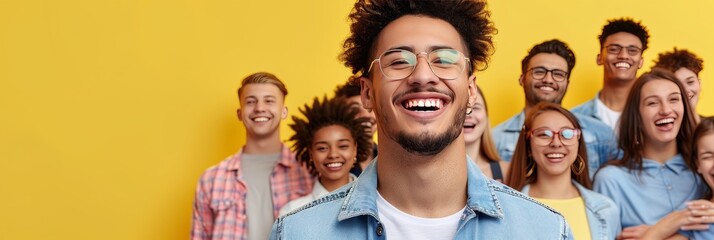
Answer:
[
  {"left": 197, "top": 153, "right": 240, "bottom": 182},
  {"left": 272, "top": 187, "right": 356, "bottom": 238},
  {"left": 594, "top": 164, "right": 627, "bottom": 180},
  {"left": 571, "top": 97, "right": 597, "bottom": 114},
  {"left": 489, "top": 181, "right": 564, "bottom": 217}
]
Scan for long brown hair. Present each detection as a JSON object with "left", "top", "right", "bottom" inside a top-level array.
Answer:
[
  {"left": 693, "top": 117, "right": 714, "bottom": 199},
  {"left": 613, "top": 68, "right": 697, "bottom": 173},
  {"left": 477, "top": 86, "right": 501, "bottom": 163},
  {"left": 506, "top": 102, "right": 591, "bottom": 190}
]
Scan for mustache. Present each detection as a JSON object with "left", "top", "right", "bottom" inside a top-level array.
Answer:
[{"left": 391, "top": 86, "right": 455, "bottom": 103}]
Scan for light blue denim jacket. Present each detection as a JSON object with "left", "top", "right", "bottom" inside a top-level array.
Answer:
[
  {"left": 492, "top": 111, "right": 621, "bottom": 179},
  {"left": 271, "top": 158, "right": 573, "bottom": 240},
  {"left": 522, "top": 181, "right": 621, "bottom": 240},
  {"left": 571, "top": 96, "right": 600, "bottom": 121}
]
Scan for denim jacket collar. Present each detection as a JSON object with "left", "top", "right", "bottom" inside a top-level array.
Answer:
[
  {"left": 502, "top": 111, "right": 525, "bottom": 133},
  {"left": 337, "top": 157, "right": 504, "bottom": 222}
]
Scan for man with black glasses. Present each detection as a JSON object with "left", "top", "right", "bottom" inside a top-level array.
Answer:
[
  {"left": 572, "top": 18, "right": 650, "bottom": 133},
  {"left": 493, "top": 39, "right": 619, "bottom": 178},
  {"left": 270, "top": 0, "right": 572, "bottom": 239}
]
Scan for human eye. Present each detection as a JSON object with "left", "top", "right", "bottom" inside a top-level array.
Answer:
[
  {"left": 560, "top": 129, "right": 576, "bottom": 140},
  {"left": 553, "top": 70, "right": 568, "bottom": 80},
  {"left": 606, "top": 45, "right": 621, "bottom": 54},
  {"left": 535, "top": 129, "right": 553, "bottom": 138},
  {"left": 382, "top": 50, "right": 415, "bottom": 69},
  {"left": 245, "top": 99, "right": 256, "bottom": 105},
  {"left": 431, "top": 49, "right": 460, "bottom": 67},
  {"left": 669, "top": 95, "right": 681, "bottom": 103},
  {"left": 626, "top": 47, "right": 640, "bottom": 55}
]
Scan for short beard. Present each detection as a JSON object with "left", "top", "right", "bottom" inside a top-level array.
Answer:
[{"left": 395, "top": 103, "right": 467, "bottom": 156}]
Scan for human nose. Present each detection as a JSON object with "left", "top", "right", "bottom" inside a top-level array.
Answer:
[
  {"left": 406, "top": 52, "right": 438, "bottom": 85},
  {"left": 253, "top": 101, "right": 265, "bottom": 112},
  {"left": 549, "top": 133, "right": 564, "bottom": 147},
  {"left": 659, "top": 101, "right": 673, "bottom": 115},
  {"left": 617, "top": 47, "right": 630, "bottom": 59}
]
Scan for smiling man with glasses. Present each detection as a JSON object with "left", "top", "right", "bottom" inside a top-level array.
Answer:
[
  {"left": 572, "top": 18, "right": 650, "bottom": 133},
  {"left": 270, "top": 0, "right": 572, "bottom": 239},
  {"left": 493, "top": 39, "right": 619, "bottom": 179}
]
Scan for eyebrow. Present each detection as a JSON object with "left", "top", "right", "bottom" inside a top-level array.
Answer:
[{"left": 389, "top": 45, "right": 457, "bottom": 53}]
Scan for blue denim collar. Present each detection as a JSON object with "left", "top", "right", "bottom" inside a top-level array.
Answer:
[
  {"left": 641, "top": 154, "right": 689, "bottom": 174},
  {"left": 337, "top": 157, "right": 503, "bottom": 221},
  {"left": 502, "top": 111, "right": 526, "bottom": 132}
]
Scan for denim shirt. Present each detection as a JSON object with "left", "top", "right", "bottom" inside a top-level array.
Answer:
[
  {"left": 522, "top": 181, "right": 621, "bottom": 240},
  {"left": 271, "top": 158, "right": 573, "bottom": 240},
  {"left": 571, "top": 96, "right": 599, "bottom": 121},
  {"left": 593, "top": 154, "right": 706, "bottom": 228},
  {"left": 492, "top": 111, "right": 621, "bottom": 178}
]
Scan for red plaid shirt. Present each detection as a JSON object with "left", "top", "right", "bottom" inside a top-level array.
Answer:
[{"left": 191, "top": 144, "right": 314, "bottom": 240}]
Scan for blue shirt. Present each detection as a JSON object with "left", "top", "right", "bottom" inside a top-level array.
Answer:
[
  {"left": 571, "top": 95, "right": 600, "bottom": 121},
  {"left": 522, "top": 181, "right": 621, "bottom": 240},
  {"left": 492, "top": 111, "right": 621, "bottom": 178},
  {"left": 270, "top": 157, "right": 573, "bottom": 239},
  {"left": 593, "top": 154, "right": 706, "bottom": 229}
]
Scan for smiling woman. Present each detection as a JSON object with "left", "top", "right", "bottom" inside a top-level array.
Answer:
[
  {"left": 593, "top": 68, "right": 706, "bottom": 235},
  {"left": 279, "top": 96, "right": 372, "bottom": 216}
]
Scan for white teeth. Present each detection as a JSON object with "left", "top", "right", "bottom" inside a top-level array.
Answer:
[
  {"left": 546, "top": 153, "right": 565, "bottom": 158},
  {"left": 326, "top": 162, "right": 343, "bottom": 168},
  {"left": 655, "top": 118, "right": 675, "bottom": 125},
  {"left": 539, "top": 86, "right": 554, "bottom": 92},
  {"left": 615, "top": 62, "right": 631, "bottom": 68},
  {"left": 254, "top": 117, "right": 269, "bottom": 122},
  {"left": 404, "top": 98, "right": 443, "bottom": 111}
]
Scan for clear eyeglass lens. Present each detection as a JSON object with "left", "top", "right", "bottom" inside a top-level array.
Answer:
[{"left": 378, "top": 49, "right": 466, "bottom": 80}]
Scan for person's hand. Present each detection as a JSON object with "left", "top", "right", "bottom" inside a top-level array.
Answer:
[
  {"left": 683, "top": 199, "right": 714, "bottom": 230},
  {"left": 617, "top": 224, "right": 650, "bottom": 240}
]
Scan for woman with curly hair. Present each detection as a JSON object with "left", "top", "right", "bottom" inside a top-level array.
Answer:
[{"left": 278, "top": 96, "right": 372, "bottom": 216}]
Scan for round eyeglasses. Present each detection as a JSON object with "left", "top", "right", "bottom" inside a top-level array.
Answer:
[
  {"left": 528, "top": 127, "right": 581, "bottom": 146},
  {"left": 367, "top": 49, "right": 470, "bottom": 80},
  {"left": 526, "top": 67, "right": 569, "bottom": 82}
]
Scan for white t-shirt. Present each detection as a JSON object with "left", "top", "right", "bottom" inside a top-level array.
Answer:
[
  {"left": 377, "top": 192, "right": 466, "bottom": 240},
  {"left": 595, "top": 96, "right": 621, "bottom": 133}
]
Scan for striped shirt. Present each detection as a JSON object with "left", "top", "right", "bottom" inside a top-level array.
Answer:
[{"left": 191, "top": 144, "right": 314, "bottom": 240}]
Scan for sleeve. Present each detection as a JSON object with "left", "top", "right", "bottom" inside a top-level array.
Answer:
[{"left": 191, "top": 173, "right": 214, "bottom": 240}]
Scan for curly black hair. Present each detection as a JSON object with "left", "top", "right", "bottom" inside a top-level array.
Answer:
[
  {"left": 340, "top": 0, "right": 496, "bottom": 76},
  {"left": 334, "top": 75, "right": 361, "bottom": 98},
  {"left": 653, "top": 47, "right": 704, "bottom": 75},
  {"left": 599, "top": 18, "right": 650, "bottom": 51},
  {"left": 289, "top": 96, "right": 372, "bottom": 175}
]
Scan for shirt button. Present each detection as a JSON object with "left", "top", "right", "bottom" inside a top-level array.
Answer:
[
  {"left": 376, "top": 224, "right": 383, "bottom": 236},
  {"left": 667, "top": 185, "right": 672, "bottom": 190}
]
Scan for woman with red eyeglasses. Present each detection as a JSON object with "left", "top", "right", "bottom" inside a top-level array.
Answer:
[{"left": 507, "top": 102, "right": 620, "bottom": 240}]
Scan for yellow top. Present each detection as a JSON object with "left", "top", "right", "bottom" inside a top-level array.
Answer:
[{"left": 534, "top": 197, "right": 591, "bottom": 240}]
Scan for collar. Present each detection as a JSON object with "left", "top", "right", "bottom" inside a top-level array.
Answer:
[
  {"left": 337, "top": 157, "right": 503, "bottom": 221},
  {"left": 641, "top": 154, "right": 689, "bottom": 174},
  {"left": 227, "top": 144, "right": 294, "bottom": 171},
  {"left": 502, "top": 111, "right": 526, "bottom": 132}
]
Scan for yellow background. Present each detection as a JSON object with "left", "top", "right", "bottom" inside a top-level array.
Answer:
[{"left": 1, "top": 0, "right": 712, "bottom": 239}]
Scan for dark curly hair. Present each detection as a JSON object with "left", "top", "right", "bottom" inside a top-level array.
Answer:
[
  {"left": 334, "top": 75, "right": 361, "bottom": 98},
  {"left": 653, "top": 48, "right": 704, "bottom": 75},
  {"left": 289, "top": 96, "right": 372, "bottom": 175},
  {"left": 521, "top": 39, "right": 576, "bottom": 79},
  {"left": 340, "top": 0, "right": 496, "bottom": 76},
  {"left": 599, "top": 18, "right": 650, "bottom": 51}
]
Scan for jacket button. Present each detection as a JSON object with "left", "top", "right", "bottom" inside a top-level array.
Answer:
[{"left": 376, "top": 224, "right": 383, "bottom": 236}]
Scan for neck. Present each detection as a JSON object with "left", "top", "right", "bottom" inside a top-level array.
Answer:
[
  {"left": 377, "top": 135, "right": 468, "bottom": 218},
  {"left": 320, "top": 175, "right": 351, "bottom": 192},
  {"left": 642, "top": 140, "right": 678, "bottom": 163},
  {"left": 529, "top": 173, "right": 579, "bottom": 199},
  {"left": 600, "top": 80, "right": 635, "bottom": 112},
  {"left": 243, "top": 132, "right": 282, "bottom": 154}
]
